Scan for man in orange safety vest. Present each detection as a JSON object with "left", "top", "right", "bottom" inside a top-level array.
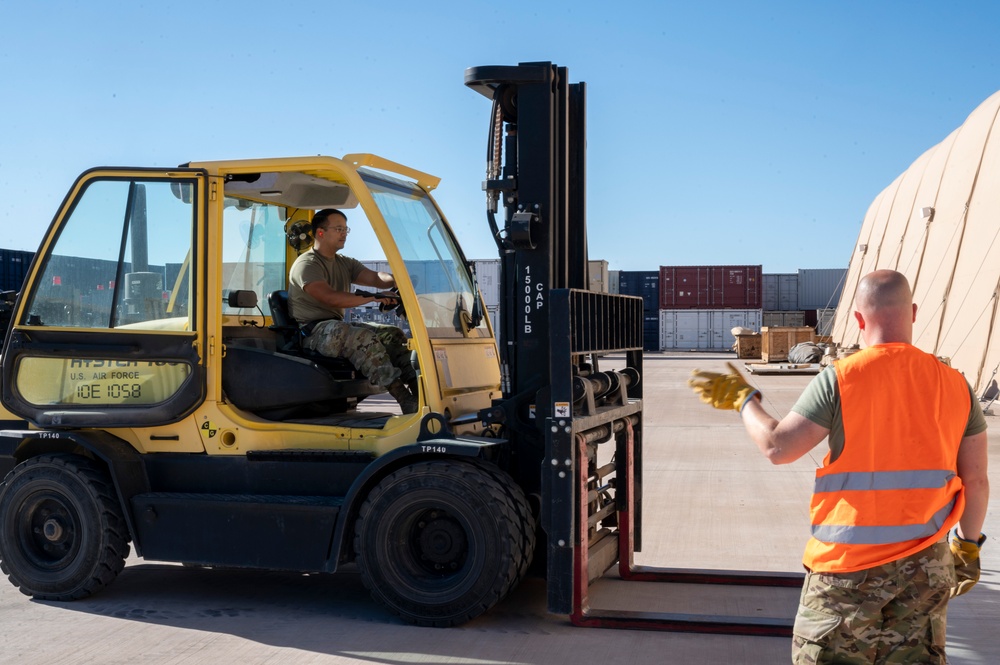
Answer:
[{"left": 689, "top": 269, "right": 989, "bottom": 664}]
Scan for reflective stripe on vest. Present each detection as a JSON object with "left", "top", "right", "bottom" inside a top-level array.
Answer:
[
  {"left": 814, "top": 469, "right": 956, "bottom": 494},
  {"left": 811, "top": 496, "right": 956, "bottom": 545}
]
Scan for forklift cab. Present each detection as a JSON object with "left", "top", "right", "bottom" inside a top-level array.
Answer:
[{"left": 2, "top": 155, "right": 501, "bottom": 436}]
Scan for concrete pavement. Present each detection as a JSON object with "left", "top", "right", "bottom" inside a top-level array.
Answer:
[{"left": 0, "top": 352, "right": 996, "bottom": 664}]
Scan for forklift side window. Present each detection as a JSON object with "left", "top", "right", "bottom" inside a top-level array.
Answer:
[
  {"left": 23, "top": 178, "right": 195, "bottom": 330},
  {"left": 221, "top": 198, "right": 287, "bottom": 316}
]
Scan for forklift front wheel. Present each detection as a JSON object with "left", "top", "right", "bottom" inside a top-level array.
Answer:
[
  {"left": 0, "top": 454, "right": 130, "bottom": 600},
  {"left": 354, "top": 460, "right": 528, "bottom": 626}
]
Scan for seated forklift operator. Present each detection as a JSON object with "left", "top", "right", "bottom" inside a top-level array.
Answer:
[{"left": 287, "top": 208, "right": 419, "bottom": 414}]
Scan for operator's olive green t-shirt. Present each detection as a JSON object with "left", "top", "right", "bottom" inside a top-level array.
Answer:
[
  {"left": 791, "top": 363, "right": 987, "bottom": 463},
  {"left": 287, "top": 249, "right": 366, "bottom": 323}
]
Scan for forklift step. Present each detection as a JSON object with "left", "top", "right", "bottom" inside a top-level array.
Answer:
[{"left": 132, "top": 492, "right": 343, "bottom": 571}]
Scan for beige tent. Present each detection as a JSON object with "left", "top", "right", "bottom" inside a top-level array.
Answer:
[{"left": 832, "top": 90, "right": 1000, "bottom": 396}]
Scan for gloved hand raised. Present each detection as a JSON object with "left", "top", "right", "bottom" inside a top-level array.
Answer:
[
  {"left": 688, "top": 362, "right": 760, "bottom": 412},
  {"left": 951, "top": 531, "right": 986, "bottom": 597}
]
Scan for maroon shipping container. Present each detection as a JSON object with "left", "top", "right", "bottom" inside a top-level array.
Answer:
[{"left": 659, "top": 265, "right": 762, "bottom": 310}]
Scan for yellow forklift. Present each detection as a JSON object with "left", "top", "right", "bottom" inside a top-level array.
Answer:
[{"left": 0, "top": 62, "right": 799, "bottom": 633}]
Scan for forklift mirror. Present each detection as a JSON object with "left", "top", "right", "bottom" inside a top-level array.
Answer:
[
  {"left": 226, "top": 290, "right": 258, "bottom": 309},
  {"left": 470, "top": 289, "right": 484, "bottom": 328}
]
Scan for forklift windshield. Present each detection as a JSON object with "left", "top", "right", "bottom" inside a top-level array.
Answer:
[{"left": 361, "top": 170, "right": 488, "bottom": 338}]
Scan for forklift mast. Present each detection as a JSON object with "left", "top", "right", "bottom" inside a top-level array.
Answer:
[
  {"left": 466, "top": 62, "right": 589, "bottom": 400},
  {"left": 466, "top": 62, "right": 647, "bottom": 614},
  {"left": 466, "top": 62, "right": 801, "bottom": 636}
]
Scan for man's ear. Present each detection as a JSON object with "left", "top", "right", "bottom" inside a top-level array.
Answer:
[{"left": 854, "top": 310, "right": 865, "bottom": 330}]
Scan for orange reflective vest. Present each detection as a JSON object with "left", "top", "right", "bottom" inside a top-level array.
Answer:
[{"left": 803, "top": 343, "right": 970, "bottom": 573}]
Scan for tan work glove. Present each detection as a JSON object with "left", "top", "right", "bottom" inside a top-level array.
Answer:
[
  {"left": 688, "top": 362, "right": 761, "bottom": 412},
  {"left": 951, "top": 532, "right": 986, "bottom": 597}
]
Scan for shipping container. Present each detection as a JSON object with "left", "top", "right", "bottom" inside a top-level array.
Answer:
[
  {"left": 659, "top": 266, "right": 708, "bottom": 309},
  {"left": 816, "top": 308, "right": 837, "bottom": 336},
  {"left": 588, "top": 259, "right": 609, "bottom": 293},
  {"left": 762, "top": 310, "right": 806, "bottom": 328},
  {"left": 355, "top": 259, "right": 456, "bottom": 297},
  {"left": 360, "top": 259, "right": 393, "bottom": 275},
  {"left": 608, "top": 270, "right": 620, "bottom": 294},
  {"left": 487, "top": 305, "right": 499, "bottom": 340},
  {"left": 659, "top": 309, "right": 763, "bottom": 350},
  {"left": 797, "top": 268, "right": 847, "bottom": 310},
  {"left": 618, "top": 271, "right": 659, "bottom": 312},
  {"left": 22, "top": 254, "right": 173, "bottom": 327},
  {"left": 0, "top": 248, "right": 35, "bottom": 292},
  {"left": 762, "top": 273, "right": 798, "bottom": 311},
  {"left": 643, "top": 313, "right": 660, "bottom": 352},
  {"left": 358, "top": 258, "right": 502, "bottom": 310},
  {"left": 659, "top": 265, "right": 762, "bottom": 310},
  {"left": 472, "top": 259, "right": 501, "bottom": 308}
]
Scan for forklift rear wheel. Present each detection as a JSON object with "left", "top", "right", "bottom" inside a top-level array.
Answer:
[
  {"left": 0, "top": 454, "right": 130, "bottom": 600},
  {"left": 354, "top": 460, "right": 529, "bottom": 626}
]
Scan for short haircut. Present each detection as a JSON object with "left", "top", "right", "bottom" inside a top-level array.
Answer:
[
  {"left": 311, "top": 209, "right": 347, "bottom": 234},
  {"left": 857, "top": 270, "right": 911, "bottom": 313}
]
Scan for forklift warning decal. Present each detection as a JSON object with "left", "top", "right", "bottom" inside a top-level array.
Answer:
[
  {"left": 523, "top": 266, "right": 545, "bottom": 334},
  {"left": 16, "top": 357, "right": 191, "bottom": 407}
]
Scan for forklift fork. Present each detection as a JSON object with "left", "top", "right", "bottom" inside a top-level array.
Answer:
[{"left": 570, "top": 421, "right": 804, "bottom": 636}]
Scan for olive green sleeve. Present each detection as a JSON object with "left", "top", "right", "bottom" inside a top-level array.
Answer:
[
  {"left": 344, "top": 255, "right": 367, "bottom": 283},
  {"left": 790, "top": 366, "right": 844, "bottom": 461},
  {"left": 965, "top": 383, "right": 988, "bottom": 437},
  {"left": 791, "top": 366, "right": 839, "bottom": 429}
]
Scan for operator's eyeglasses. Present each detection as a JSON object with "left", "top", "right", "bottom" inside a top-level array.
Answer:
[{"left": 322, "top": 225, "right": 350, "bottom": 234}]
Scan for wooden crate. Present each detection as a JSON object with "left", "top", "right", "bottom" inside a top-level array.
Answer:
[
  {"left": 734, "top": 334, "right": 762, "bottom": 359},
  {"left": 761, "top": 326, "right": 815, "bottom": 363}
]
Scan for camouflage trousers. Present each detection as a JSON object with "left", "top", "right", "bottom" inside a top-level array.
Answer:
[
  {"left": 304, "top": 320, "right": 416, "bottom": 389},
  {"left": 792, "top": 541, "right": 955, "bottom": 664}
]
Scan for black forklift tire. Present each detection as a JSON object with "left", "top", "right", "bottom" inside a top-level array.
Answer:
[
  {"left": 0, "top": 454, "right": 130, "bottom": 600},
  {"left": 354, "top": 460, "right": 527, "bottom": 626},
  {"left": 468, "top": 459, "right": 537, "bottom": 589}
]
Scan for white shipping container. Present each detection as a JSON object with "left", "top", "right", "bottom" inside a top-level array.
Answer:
[
  {"left": 798, "top": 268, "right": 847, "bottom": 310},
  {"left": 472, "top": 259, "right": 501, "bottom": 308},
  {"left": 588, "top": 259, "right": 609, "bottom": 293},
  {"left": 361, "top": 260, "right": 393, "bottom": 275},
  {"left": 763, "top": 273, "right": 799, "bottom": 311},
  {"left": 360, "top": 258, "right": 502, "bottom": 309},
  {"left": 817, "top": 308, "right": 837, "bottom": 336},
  {"left": 659, "top": 309, "right": 763, "bottom": 350},
  {"left": 762, "top": 310, "right": 806, "bottom": 328},
  {"left": 487, "top": 305, "right": 500, "bottom": 339}
]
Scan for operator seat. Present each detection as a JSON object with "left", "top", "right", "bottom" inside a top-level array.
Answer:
[
  {"left": 219, "top": 291, "right": 381, "bottom": 418},
  {"left": 267, "top": 290, "right": 363, "bottom": 379}
]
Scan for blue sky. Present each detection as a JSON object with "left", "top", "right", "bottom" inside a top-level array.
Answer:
[{"left": 2, "top": 1, "right": 998, "bottom": 273}]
